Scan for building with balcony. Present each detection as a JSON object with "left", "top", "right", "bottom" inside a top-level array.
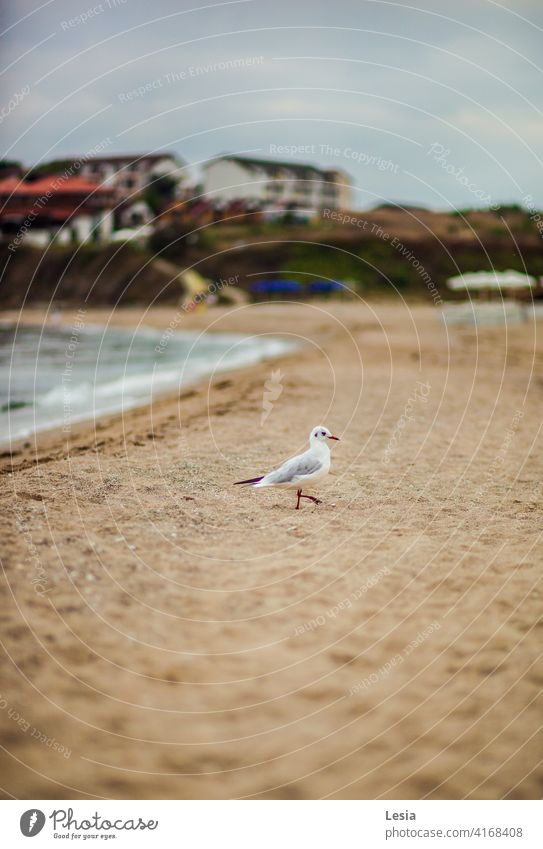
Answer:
[
  {"left": 202, "top": 155, "right": 352, "bottom": 212},
  {"left": 79, "top": 152, "right": 184, "bottom": 200},
  {"left": 0, "top": 175, "right": 115, "bottom": 248}
]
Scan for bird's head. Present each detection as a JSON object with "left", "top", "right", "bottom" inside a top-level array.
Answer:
[{"left": 310, "top": 426, "right": 340, "bottom": 445}]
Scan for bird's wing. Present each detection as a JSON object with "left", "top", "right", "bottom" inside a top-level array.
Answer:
[{"left": 264, "top": 451, "right": 324, "bottom": 484}]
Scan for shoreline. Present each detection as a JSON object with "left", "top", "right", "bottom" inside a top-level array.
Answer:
[
  {"left": 1, "top": 344, "right": 303, "bottom": 475},
  {"left": 1, "top": 300, "right": 542, "bottom": 799},
  {"left": 0, "top": 308, "right": 300, "bottom": 458}
]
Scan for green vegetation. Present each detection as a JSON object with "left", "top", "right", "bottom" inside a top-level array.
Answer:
[
  {"left": 2, "top": 208, "right": 542, "bottom": 308},
  {"left": 27, "top": 159, "right": 75, "bottom": 178},
  {"left": 143, "top": 175, "right": 177, "bottom": 214},
  {"left": 0, "top": 159, "right": 21, "bottom": 170},
  {"left": 491, "top": 203, "right": 525, "bottom": 215}
]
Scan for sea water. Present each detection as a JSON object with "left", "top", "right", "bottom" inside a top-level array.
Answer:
[{"left": 0, "top": 322, "right": 297, "bottom": 444}]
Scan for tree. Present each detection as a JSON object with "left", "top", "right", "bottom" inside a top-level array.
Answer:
[{"left": 143, "top": 175, "right": 177, "bottom": 214}]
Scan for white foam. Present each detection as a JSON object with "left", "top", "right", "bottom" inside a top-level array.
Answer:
[{"left": 1, "top": 325, "right": 299, "bottom": 445}]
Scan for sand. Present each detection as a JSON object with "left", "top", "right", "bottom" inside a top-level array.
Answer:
[{"left": 1, "top": 299, "right": 541, "bottom": 800}]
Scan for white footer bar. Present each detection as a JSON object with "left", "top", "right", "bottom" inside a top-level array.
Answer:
[{"left": 2, "top": 800, "right": 541, "bottom": 848}]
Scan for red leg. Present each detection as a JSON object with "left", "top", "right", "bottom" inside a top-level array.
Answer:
[
  {"left": 296, "top": 489, "right": 302, "bottom": 510},
  {"left": 299, "top": 492, "right": 322, "bottom": 506}
]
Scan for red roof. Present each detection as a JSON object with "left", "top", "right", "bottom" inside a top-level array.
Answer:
[
  {"left": 0, "top": 175, "right": 115, "bottom": 225},
  {"left": 0, "top": 175, "right": 113, "bottom": 196}
]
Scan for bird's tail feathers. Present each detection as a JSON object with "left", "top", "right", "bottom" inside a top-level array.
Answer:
[{"left": 234, "top": 475, "right": 264, "bottom": 486}]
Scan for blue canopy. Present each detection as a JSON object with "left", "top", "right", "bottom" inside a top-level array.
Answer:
[
  {"left": 308, "top": 279, "right": 344, "bottom": 294},
  {"left": 251, "top": 279, "right": 303, "bottom": 294}
]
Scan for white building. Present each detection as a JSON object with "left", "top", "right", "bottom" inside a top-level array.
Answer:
[
  {"left": 0, "top": 175, "right": 115, "bottom": 248},
  {"left": 202, "top": 155, "right": 352, "bottom": 211},
  {"left": 80, "top": 153, "right": 184, "bottom": 199}
]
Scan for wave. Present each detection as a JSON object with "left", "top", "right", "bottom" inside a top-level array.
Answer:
[{"left": 1, "top": 325, "right": 299, "bottom": 445}]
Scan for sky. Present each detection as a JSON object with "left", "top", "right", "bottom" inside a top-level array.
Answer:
[{"left": 1, "top": 0, "right": 542, "bottom": 210}]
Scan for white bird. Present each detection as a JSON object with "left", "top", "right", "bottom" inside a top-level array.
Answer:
[{"left": 234, "top": 425, "right": 340, "bottom": 509}]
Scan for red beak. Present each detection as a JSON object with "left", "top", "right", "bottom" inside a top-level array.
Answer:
[{"left": 328, "top": 435, "right": 340, "bottom": 441}]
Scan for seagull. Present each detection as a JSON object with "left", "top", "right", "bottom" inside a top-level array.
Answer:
[{"left": 234, "top": 425, "right": 340, "bottom": 509}]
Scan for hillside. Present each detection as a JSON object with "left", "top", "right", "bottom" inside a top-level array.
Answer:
[{"left": 1, "top": 206, "right": 541, "bottom": 308}]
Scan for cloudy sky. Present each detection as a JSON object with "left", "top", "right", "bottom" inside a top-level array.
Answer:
[{"left": 1, "top": 0, "right": 542, "bottom": 209}]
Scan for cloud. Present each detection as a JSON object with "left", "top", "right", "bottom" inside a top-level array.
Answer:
[{"left": 1, "top": 0, "right": 542, "bottom": 209}]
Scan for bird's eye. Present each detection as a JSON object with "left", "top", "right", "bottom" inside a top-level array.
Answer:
[{"left": 321, "top": 431, "right": 325, "bottom": 436}]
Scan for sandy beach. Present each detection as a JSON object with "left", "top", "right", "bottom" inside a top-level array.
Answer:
[{"left": 1, "top": 299, "right": 541, "bottom": 800}]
